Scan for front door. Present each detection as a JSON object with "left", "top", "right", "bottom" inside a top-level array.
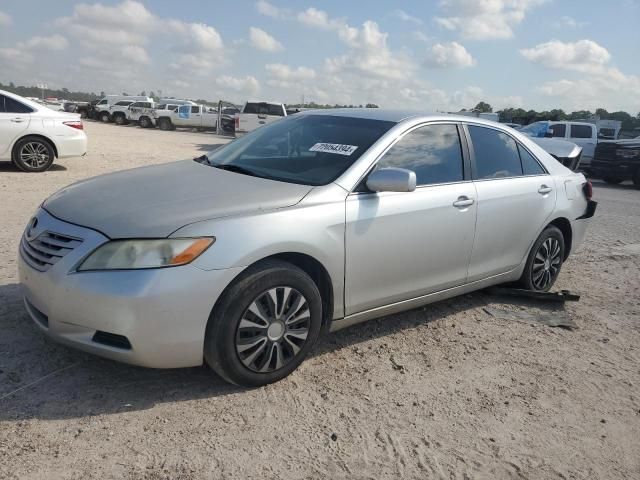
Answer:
[{"left": 345, "top": 123, "right": 477, "bottom": 315}]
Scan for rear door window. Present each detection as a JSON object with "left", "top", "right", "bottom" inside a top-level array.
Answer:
[
  {"left": 549, "top": 124, "right": 566, "bottom": 137},
  {"left": 518, "top": 145, "right": 546, "bottom": 175},
  {"left": 468, "top": 125, "right": 523, "bottom": 179},
  {"left": 570, "top": 124, "right": 593, "bottom": 139},
  {"left": 191, "top": 106, "right": 200, "bottom": 114},
  {"left": 244, "top": 103, "right": 285, "bottom": 116},
  {"left": 376, "top": 124, "right": 464, "bottom": 186},
  {"left": 0, "top": 95, "right": 34, "bottom": 113}
]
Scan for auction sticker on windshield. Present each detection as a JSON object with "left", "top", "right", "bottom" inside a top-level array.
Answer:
[{"left": 309, "top": 143, "right": 358, "bottom": 156}]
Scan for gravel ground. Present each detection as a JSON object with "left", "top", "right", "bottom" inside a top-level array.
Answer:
[{"left": 1, "top": 122, "right": 639, "bottom": 479}]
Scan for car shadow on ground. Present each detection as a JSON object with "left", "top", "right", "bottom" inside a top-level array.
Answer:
[
  {"left": 589, "top": 179, "right": 637, "bottom": 190},
  {"left": 0, "top": 282, "right": 563, "bottom": 421},
  {"left": 193, "top": 144, "right": 225, "bottom": 153},
  {"left": 0, "top": 162, "right": 68, "bottom": 172}
]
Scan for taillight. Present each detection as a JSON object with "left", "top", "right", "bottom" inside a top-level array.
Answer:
[
  {"left": 63, "top": 120, "right": 84, "bottom": 130},
  {"left": 582, "top": 180, "right": 593, "bottom": 200}
]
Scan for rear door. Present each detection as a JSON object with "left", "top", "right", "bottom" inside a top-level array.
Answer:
[
  {"left": 465, "top": 124, "right": 556, "bottom": 281},
  {"left": 345, "top": 122, "right": 477, "bottom": 314},
  {"left": 0, "top": 94, "right": 32, "bottom": 158},
  {"left": 569, "top": 124, "right": 597, "bottom": 163}
]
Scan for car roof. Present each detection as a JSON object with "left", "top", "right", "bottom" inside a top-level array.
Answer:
[{"left": 300, "top": 108, "right": 509, "bottom": 128}]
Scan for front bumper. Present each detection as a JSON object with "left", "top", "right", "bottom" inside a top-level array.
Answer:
[{"left": 18, "top": 209, "right": 244, "bottom": 368}]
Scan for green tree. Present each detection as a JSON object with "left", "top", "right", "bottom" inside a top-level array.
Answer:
[{"left": 474, "top": 101, "right": 492, "bottom": 113}]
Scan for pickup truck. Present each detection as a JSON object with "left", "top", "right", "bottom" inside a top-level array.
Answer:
[
  {"left": 590, "top": 136, "right": 640, "bottom": 187},
  {"left": 155, "top": 104, "right": 218, "bottom": 131},
  {"left": 234, "top": 101, "right": 286, "bottom": 136},
  {"left": 520, "top": 121, "right": 598, "bottom": 169},
  {"left": 127, "top": 102, "right": 189, "bottom": 128}
]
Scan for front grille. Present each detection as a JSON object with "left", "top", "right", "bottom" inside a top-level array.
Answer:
[
  {"left": 92, "top": 331, "right": 132, "bottom": 350},
  {"left": 21, "top": 231, "right": 83, "bottom": 272},
  {"left": 594, "top": 143, "right": 618, "bottom": 162}
]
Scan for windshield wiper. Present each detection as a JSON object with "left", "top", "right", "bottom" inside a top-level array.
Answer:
[{"left": 208, "top": 161, "right": 264, "bottom": 179}]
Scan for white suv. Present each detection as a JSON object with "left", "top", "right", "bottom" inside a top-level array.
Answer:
[{"left": 0, "top": 89, "right": 87, "bottom": 172}]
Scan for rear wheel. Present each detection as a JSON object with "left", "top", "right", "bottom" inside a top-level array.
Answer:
[
  {"left": 99, "top": 111, "right": 111, "bottom": 123},
  {"left": 603, "top": 176, "right": 623, "bottom": 185},
  {"left": 12, "top": 137, "right": 55, "bottom": 172},
  {"left": 113, "top": 113, "right": 127, "bottom": 125},
  {"left": 139, "top": 116, "right": 151, "bottom": 128},
  {"left": 519, "top": 226, "right": 565, "bottom": 292},
  {"left": 204, "top": 260, "right": 323, "bottom": 387}
]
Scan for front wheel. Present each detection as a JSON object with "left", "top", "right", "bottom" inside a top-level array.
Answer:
[
  {"left": 113, "top": 114, "right": 127, "bottom": 125},
  {"left": 204, "top": 260, "right": 323, "bottom": 387},
  {"left": 158, "top": 118, "right": 173, "bottom": 131},
  {"left": 139, "top": 116, "right": 151, "bottom": 128},
  {"left": 519, "top": 226, "right": 565, "bottom": 291},
  {"left": 99, "top": 111, "right": 111, "bottom": 123}
]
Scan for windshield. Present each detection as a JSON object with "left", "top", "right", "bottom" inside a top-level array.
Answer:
[
  {"left": 520, "top": 121, "right": 549, "bottom": 137},
  {"left": 205, "top": 114, "right": 395, "bottom": 186}
]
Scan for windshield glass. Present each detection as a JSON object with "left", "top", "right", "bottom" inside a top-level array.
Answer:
[
  {"left": 520, "top": 121, "right": 549, "bottom": 137},
  {"left": 205, "top": 114, "right": 395, "bottom": 185}
]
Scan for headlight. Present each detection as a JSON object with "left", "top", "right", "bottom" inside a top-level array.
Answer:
[{"left": 77, "top": 238, "right": 214, "bottom": 271}]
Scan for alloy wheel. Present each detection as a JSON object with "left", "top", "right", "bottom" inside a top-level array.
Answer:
[
  {"left": 20, "top": 142, "right": 50, "bottom": 169},
  {"left": 532, "top": 237, "right": 561, "bottom": 290},
  {"left": 235, "top": 286, "right": 311, "bottom": 373}
]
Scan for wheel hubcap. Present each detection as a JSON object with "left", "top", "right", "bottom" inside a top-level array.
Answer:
[
  {"left": 235, "top": 286, "right": 310, "bottom": 373},
  {"left": 532, "top": 237, "right": 561, "bottom": 290},
  {"left": 20, "top": 142, "right": 49, "bottom": 168}
]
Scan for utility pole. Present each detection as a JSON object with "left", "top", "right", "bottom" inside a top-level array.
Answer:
[{"left": 37, "top": 83, "right": 48, "bottom": 102}]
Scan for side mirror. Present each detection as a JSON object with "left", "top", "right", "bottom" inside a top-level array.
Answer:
[{"left": 366, "top": 168, "right": 417, "bottom": 193}]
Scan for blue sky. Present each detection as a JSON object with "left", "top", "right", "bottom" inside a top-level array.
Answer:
[{"left": 1, "top": 0, "right": 639, "bottom": 112}]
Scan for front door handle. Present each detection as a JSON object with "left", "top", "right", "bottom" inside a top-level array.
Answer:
[
  {"left": 538, "top": 185, "right": 552, "bottom": 194},
  {"left": 10, "top": 118, "right": 25, "bottom": 123},
  {"left": 453, "top": 196, "right": 474, "bottom": 208}
]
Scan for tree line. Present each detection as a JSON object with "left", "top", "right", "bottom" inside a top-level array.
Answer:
[
  {"left": 471, "top": 101, "right": 640, "bottom": 132},
  {"left": 2, "top": 81, "right": 638, "bottom": 131}
]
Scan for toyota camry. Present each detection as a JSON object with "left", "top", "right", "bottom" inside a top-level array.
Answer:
[{"left": 18, "top": 110, "right": 596, "bottom": 386}]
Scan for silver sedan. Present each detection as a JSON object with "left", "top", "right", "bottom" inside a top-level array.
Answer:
[{"left": 18, "top": 110, "right": 596, "bottom": 386}]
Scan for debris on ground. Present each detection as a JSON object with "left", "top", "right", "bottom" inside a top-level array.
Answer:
[{"left": 483, "top": 306, "right": 577, "bottom": 330}]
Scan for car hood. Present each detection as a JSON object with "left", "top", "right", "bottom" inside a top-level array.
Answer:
[
  {"left": 43, "top": 160, "right": 313, "bottom": 238},
  {"left": 530, "top": 137, "right": 582, "bottom": 159}
]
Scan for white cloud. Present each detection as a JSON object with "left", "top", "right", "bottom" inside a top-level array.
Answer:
[
  {"left": 0, "top": 11, "right": 11, "bottom": 27},
  {"left": 413, "top": 31, "right": 431, "bottom": 42},
  {"left": 425, "top": 42, "right": 476, "bottom": 68},
  {"left": 18, "top": 35, "right": 69, "bottom": 51},
  {"left": 248, "top": 27, "right": 284, "bottom": 52},
  {"left": 297, "top": 7, "right": 338, "bottom": 29},
  {"left": 215, "top": 75, "right": 261, "bottom": 95},
  {"left": 520, "top": 39, "right": 610, "bottom": 73},
  {"left": 436, "top": 0, "right": 547, "bottom": 40},
  {"left": 554, "top": 16, "right": 588, "bottom": 28},
  {"left": 265, "top": 63, "right": 316, "bottom": 89},
  {"left": 395, "top": 9, "right": 422, "bottom": 25},
  {"left": 522, "top": 40, "right": 640, "bottom": 112},
  {"left": 255, "top": 0, "right": 289, "bottom": 19}
]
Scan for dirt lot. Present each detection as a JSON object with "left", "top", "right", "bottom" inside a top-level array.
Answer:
[{"left": 1, "top": 122, "right": 639, "bottom": 479}]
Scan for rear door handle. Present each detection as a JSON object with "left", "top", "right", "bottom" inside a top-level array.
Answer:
[
  {"left": 538, "top": 185, "right": 552, "bottom": 194},
  {"left": 10, "top": 118, "right": 25, "bottom": 123},
  {"left": 453, "top": 196, "right": 474, "bottom": 208}
]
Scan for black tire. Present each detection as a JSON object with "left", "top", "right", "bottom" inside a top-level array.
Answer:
[
  {"left": 158, "top": 118, "right": 173, "bottom": 131},
  {"left": 519, "top": 226, "right": 565, "bottom": 292},
  {"left": 139, "top": 116, "right": 151, "bottom": 128},
  {"left": 204, "top": 260, "right": 323, "bottom": 387},
  {"left": 632, "top": 169, "right": 640, "bottom": 189},
  {"left": 12, "top": 136, "right": 55, "bottom": 172},
  {"left": 602, "top": 176, "right": 623, "bottom": 185},
  {"left": 113, "top": 113, "right": 127, "bottom": 125},
  {"left": 99, "top": 111, "right": 111, "bottom": 123}
]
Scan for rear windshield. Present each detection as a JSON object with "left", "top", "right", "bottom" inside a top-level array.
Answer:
[
  {"left": 243, "top": 102, "right": 285, "bottom": 116},
  {"left": 206, "top": 114, "right": 395, "bottom": 186}
]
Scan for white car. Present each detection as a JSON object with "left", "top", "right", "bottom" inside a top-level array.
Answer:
[
  {"left": 235, "top": 101, "right": 287, "bottom": 136},
  {"left": 0, "top": 89, "right": 87, "bottom": 172}
]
